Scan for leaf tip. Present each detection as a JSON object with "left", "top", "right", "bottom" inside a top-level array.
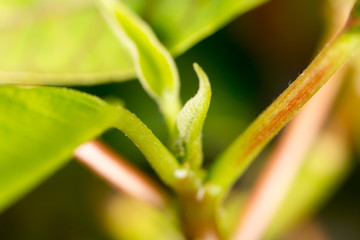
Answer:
[{"left": 193, "top": 63, "right": 211, "bottom": 93}]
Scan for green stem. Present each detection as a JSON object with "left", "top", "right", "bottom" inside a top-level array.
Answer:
[
  {"left": 160, "top": 93, "right": 182, "bottom": 136},
  {"left": 113, "top": 106, "right": 181, "bottom": 187},
  {"left": 206, "top": 2, "right": 360, "bottom": 195},
  {"left": 113, "top": 107, "right": 223, "bottom": 239}
]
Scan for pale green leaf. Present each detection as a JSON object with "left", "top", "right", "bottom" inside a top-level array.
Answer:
[
  {"left": 97, "top": 0, "right": 181, "bottom": 130},
  {"left": 0, "top": 0, "right": 135, "bottom": 85},
  {"left": 0, "top": 86, "right": 119, "bottom": 212},
  {"left": 174, "top": 63, "right": 211, "bottom": 168},
  {"left": 0, "top": 0, "right": 268, "bottom": 86}
]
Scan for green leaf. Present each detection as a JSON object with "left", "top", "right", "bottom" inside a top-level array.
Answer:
[
  {"left": 0, "top": 0, "right": 268, "bottom": 86},
  {"left": 174, "top": 63, "right": 211, "bottom": 168},
  {"left": 97, "top": 0, "right": 181, "bottom": 131},
  {"left": 135, "top": 0, "right": 270, "bottom": 55},
  {"left": 0, "top": 86, "right": 119, "bottom": 212},
  {"left": 264, "top": 130, "right": 352, "bottom": 239},
  {"left": 0, "top": 0, "right": 135, "bottom": 85}
]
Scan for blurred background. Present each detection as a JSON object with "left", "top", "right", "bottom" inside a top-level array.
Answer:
[{"left": 1, "top": 0, "right": 360, "bottom": 239}]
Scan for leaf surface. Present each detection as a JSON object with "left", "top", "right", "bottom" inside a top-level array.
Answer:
[
  {"left": 133, "top": 0, "right": 270, "bottom": 55},
  {"left": 175, "top": 64, "right": 211, "bottom": 168},
  {"left": 0, "top": 0, "right": 268, "bottom": 85},
  {"left": 0, "top": 0, "right": 135, "bottom": 85},
  {"left": 0, "top": 86, "right": 119, "bottom": 212}
]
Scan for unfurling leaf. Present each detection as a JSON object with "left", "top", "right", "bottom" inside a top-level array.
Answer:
[
  {"left": 0, "top": 86, "right": 119, "bottom": 212},
  {"left": 97, "top": 0, "right": 181, "bottom": 130},
  {"left": 175, "top": 64, "right": 211, "bottom": 168}
]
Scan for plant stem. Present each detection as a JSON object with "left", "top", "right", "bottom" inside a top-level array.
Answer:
[
  {"left": 232, "top": 67, "right": 346, "bottom": 240},
  {"left": 176, "top": 183, "right": 222, "bottom": 240},
  {"left": 113, "top": 106, "right": 182, "bottom": 188},
  {"left": 74, "top": 140, "right": 168, "bottom": 208},
  {"left": 179, "top": 198, "right": 219, "bottom": 239},
  {"left": 206, "top": 2, "right": 360, "bottom": 194},
  {"left": 230, "top": 1, "right": 353, "bottom": 238}
]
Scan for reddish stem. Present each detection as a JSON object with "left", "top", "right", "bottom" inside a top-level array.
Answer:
[
  {"left": 74, "top": 140, "right": 168, "bottom": 208},
  {"left": 231, "top": 68, "right": 344, "bottom": 240},
  {"left": 231, "top": 1, "right": 353, "bottom": 238}
]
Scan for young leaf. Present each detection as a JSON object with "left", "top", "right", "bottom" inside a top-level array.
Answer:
[
  {"left": 174, "top": 64, "right": 211, "bottom": 168},
  {"left": 206, "top": 2, "right": 360, "bottom": 194},
  {"left": 0, "top": 86, "right": 119, "bottom": 212},
  {"left": 97, "top": 0, "right": 181, "bottom": 131}
]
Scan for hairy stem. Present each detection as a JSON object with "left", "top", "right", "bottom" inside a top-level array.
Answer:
[
  {"left": 113, "top": 106, "right": 181, "bottom": 188},
  {"left": 232, "top": 68, "right": 346, "bottom": 240},
  {"left": 230, "top": 1, "right": 353, "bottom": 239},
  {"left": 207, "top": 2, "right": 360, "bottom": 194}
]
